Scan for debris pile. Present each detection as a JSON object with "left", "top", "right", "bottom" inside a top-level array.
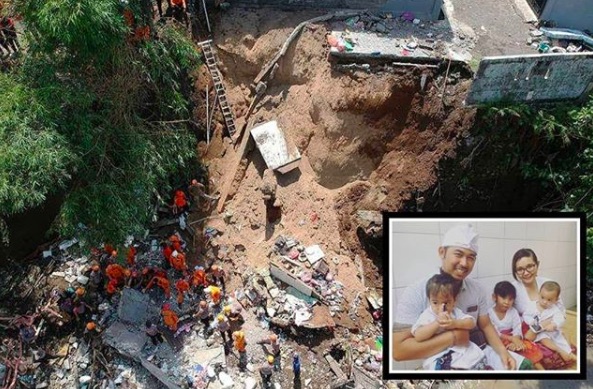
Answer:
[{"left": 526, "top": 27, "right": 593, "bottom": 53}]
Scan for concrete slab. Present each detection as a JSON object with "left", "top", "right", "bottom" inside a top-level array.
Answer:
[
  {"left": 270, "top": 263, "right": 316, "bottom": 297},
  {"left": 250, "top": 121, "right": 301, "bottom": 174},
  {"left": 117, "top": 287, "right": 160, "bottom": 326},
  {"left": 185, "top": 345, "right": 226, "bottom": 367},
  {"left": 328, "top": 16, "right": 457, "bottom": 62},
  {"left": 102, "top": 321, "right": 146, "bottom": 358},
  {"left": 466, "top": 52, "right": 593, "bottom": 104}
]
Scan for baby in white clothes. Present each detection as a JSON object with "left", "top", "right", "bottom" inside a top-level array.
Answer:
[{"left": 523, "top": 281, "right": 576, "bottom": 363}]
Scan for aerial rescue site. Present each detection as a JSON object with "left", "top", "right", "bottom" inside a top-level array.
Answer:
[{"left": 1, "top": 0, "right": 593, "bottom": 388}]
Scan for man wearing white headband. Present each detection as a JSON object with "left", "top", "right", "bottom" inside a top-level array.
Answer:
[{"left": 392, "top": 224, "right": 516, "bottom": 370}]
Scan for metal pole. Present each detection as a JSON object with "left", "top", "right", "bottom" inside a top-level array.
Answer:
[
  {"left": 206, "top": 85, "right": 210, "bottom": 145},
  {"left": 201, "top": 0, "right": 211, "bottom": 33}
]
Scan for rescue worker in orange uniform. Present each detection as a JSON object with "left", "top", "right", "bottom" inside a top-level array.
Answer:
[
  {"left": 162, "top": 243, "right": 173, "bottom": 266},
  {"left": 161, "top": 303, "right": 179, "bottom": 331},
  {"left": 192, "top": 266, "right": 207, "bottom": 285},
  {"left": 140, "top": 267, "right": 155, "bottom": 288},
  {"left": 170, "top": 251, "right": 187, "bottom": 273},
  {"left": 144, "top": 274, "right": 171, "bottom": 299},
  {"left": 104, "top": 243, "right": 115, "bottom": 255},
  {"left": 172, "top": 189, "right": 188, "bottom": 215},
  {"left": 233, "top": 331, "right": 248, "bottom": 369},
  {"left": 106, "top": 263, "right": 126, "bottom": 285},
  {"left": 175, "top": 278, "right": 190, "bottom": 306},
  {"left": 168, "top": 233, "right": 183, "bottom": 252},
  {"left": 126, "top": 246, "right": 136, "bottom": 267},
  {"left": 106, "top": 279, "right": 119, "bottom": 295}
]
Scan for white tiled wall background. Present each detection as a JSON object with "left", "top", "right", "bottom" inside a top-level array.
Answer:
[{"left": 389, "top": 220, "right": 579, "bottom": 371}]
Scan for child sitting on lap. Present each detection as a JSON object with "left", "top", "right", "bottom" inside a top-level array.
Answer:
[
  {"left": 412, "top": 273, "right": 485, "bottom": 370},
  {"left": 524, "top": 281, "right": 576, "bottom": 364}
]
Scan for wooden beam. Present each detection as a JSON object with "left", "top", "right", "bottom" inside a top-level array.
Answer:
[
  {"left": 215, "top": 120, "right": 254, "bottom": 213},
  {"left": 325, "top": 354, "right": 348, "bottom": 381}
]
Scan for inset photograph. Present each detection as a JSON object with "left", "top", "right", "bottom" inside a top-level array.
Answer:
[{"left": 384, "top": 213, "right": 585, "bottom": 380}]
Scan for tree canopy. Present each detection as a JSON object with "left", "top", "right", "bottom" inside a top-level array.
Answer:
[{"left": 0, "top": 0, "right": 201, "bottom": 246}]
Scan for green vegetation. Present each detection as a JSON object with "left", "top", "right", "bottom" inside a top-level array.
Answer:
[
  {"left": 0, "top": 0, "right": 201, "bottom": 246},
  {"left": 439, "top": 97, "right": 593, "bottom": 279}
]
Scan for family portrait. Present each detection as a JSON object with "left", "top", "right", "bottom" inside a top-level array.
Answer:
[{"left": 385, "top": 215, "right": 584, "bottom": 379}]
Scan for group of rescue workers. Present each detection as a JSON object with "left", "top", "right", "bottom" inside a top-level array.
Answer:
[{"left": 46, "top": 181, "right": 299, "bottom": 387}]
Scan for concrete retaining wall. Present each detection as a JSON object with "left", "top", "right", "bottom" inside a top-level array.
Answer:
[
  {"left": 466, "top": 53, "right": 593, "bottom": 104},
  {"left": 232, "top": 0, "right": 443, "bottom": 20}
]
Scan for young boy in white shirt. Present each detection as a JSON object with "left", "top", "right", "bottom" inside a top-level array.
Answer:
[
  {"left": 412, "top": 273, "right": 485, "bottom": 370},
  {"left": 487, "top": 281, "right": 535, "bottom": 370}
]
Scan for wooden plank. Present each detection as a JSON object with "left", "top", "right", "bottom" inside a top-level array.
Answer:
[
  {"left": 324, "top": 354, "right": 348, "bottom": 381},
  {"left": 253, "top": 10, "right": 360, "bottom": 85},
  {"left": 351, "top": 366, "right": 381, "bottom": 389},
  {"left": 215, "top": 120, "right": 254, "bottom": 213},
  {"left": 139, "top": 357, "right": 183, "bottom": 389}
]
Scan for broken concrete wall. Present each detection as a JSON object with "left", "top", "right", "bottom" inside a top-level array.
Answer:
[
  {"left": 466, "top": 53, "right": 593, "bottom": 104},
  {"left": 540, "top": 0, "right": 593, "bottom": 32},
  {"left": 231, "top": 0, "right": 443, "bottom": 20},
  {"left": 379, "top": 0, "right": 442, "bottom": 21}
]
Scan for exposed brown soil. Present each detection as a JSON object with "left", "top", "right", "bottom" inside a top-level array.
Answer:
[{"left": 196, "top": 8, "right": 476, "bottom": 322}]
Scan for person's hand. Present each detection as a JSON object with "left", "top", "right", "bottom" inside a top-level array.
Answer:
[
  {"left": 511, "top": 337, "right": 525, "bottom": 351},
  {"left": 499, "top": 349, "right": 517, "bottom": 370},
  {"left": 543, "top": 322, "right": 556, "bottom": 332},
  {"left": 505, "top": 342, "right": 516, "bottom": 351},
  {"left": 437, "top": 312, "right": 453, "bottom": 329}
]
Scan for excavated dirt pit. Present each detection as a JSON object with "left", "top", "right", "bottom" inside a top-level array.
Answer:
[
  {"left": 192, "top": 8, "right": 477, "bottom": 377},
  {"left": 197, "top": 8, "right": 475, "bottom": 293}
]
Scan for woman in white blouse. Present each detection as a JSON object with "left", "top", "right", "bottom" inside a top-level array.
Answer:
[{"left": 510, "top": 248, "right": 565, "bottom": 317}]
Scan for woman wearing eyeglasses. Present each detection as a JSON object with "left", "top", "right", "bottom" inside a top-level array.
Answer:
[
  {"left": 510, "top": 248, "right": 565, "bottom": 316},
  {"left": 510, "top": 248, "right": 573, "bottom": 369}
]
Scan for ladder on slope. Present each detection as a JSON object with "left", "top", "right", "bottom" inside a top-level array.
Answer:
[{"left": 198, "top": 40, "right": 237, "bottom": 141}]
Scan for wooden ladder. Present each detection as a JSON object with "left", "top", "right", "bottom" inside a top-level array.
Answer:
[{"left": 198, "top": 40, "right": 237, "bottom": 141}]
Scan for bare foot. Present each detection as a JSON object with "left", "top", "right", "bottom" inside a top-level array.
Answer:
[{"left": 560, "top": 351, "right": 577, "bottom": 362}]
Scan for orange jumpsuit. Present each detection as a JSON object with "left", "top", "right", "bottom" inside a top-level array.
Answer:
[
  {"left": 192, "top": 268, "right": 207, "bottom": 287},
  {"left": 126, "top": 246, "right": 136, "bottom": 266},
  {"left": 168, "top": 234, "right": 182, "bottom": 252},
  {"left": 106, "top": 264, "right": 126, "bottom": 283},
  {"left": 162, "top": 245, "right": 173, "bottom": 264},
  {"left": 104, "top": 244, "right": 115, "bottom": 255},
  {"left": 234, "top": 333, "right": 246, "bottom": 352},
  {"left": 106, "top": 279, "right": 118, "bottom": 294},
  {"left": 175, "top": 279, "right": 190, "bottom": 305},
  {"left": 162, "top": 308, "right": 179, "bottom": 331},
  {"left": 170, "top": 252, "right": 187, "bottom": 272},
  {"left": 174, "top": 190, "right": 188, "bottom": 208},
  {"left": 146, "top": 275, "right": 171, "bottom": 298}
]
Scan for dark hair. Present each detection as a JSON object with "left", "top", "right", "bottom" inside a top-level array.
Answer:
[
  {"left": 511, "top": 248, "right": 539, "bottom": 281},
  {"left": 540, "top": 281, "right": 561, "bottom": 297},
  {"left": 426, "top": 273, "right": 461, "bottom": 299},
  {"left": 493, "top": 281, "right": 516, "bottom": 299},
  {"left": 146, "top": 320, "right": 152, "bottom": 327}
]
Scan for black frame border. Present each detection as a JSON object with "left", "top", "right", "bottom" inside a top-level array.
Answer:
[{"left": 382, "top": 212, "right": 587, "bottom": 381}]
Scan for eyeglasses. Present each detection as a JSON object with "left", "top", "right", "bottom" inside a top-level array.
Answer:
[{"left": 515, "top": 263, "right": 537, "bottom": 275}]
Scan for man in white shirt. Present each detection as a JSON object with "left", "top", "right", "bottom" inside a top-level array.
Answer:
[{"left": 392, "top": 224, "right": 516, "bottom": 370}]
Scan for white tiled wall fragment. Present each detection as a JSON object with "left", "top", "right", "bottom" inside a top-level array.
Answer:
[{"left": 390, "top": 220, "right": 579, "bottom": 308}]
